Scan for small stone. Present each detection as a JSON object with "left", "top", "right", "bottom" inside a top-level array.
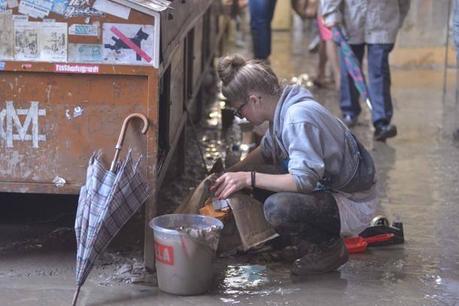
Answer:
[
  {"left": 116, "top": 264, "right": 132, "bottom": 275},
  {"left": 130, "top": 276, "right": 144, "bottom": 284}
]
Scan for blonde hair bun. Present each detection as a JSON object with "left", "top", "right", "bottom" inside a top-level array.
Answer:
[
  {"left": 217, "top": 54, "right": 247, "bottom": 85},
  {"left": 216, "top": 53, "right": 281, "bottom": 105}
]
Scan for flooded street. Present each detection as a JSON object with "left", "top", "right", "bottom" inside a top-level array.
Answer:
[{"left": 1, "top": 3, "right": 459, "bottom": 305}]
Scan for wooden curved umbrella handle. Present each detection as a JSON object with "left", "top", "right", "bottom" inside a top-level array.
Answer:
[{"left": 110, "top": 113, "right": 149, "bottom": 172}]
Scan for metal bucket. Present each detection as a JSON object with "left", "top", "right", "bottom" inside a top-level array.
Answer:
[{"left": 150, "top": 214, "right": 224, "bottom": 295}]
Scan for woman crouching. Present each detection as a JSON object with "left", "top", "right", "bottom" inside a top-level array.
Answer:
[{"left": 211, "top": 54, "right": 378, "bottom": 275}]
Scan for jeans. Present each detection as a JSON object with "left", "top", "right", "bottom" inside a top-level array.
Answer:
[
  {"left": 455, "top": 0, "right": 459, "bottom": 137},
  {"left": 249, "top": 0, "right": 277, "bottom": 60},
  {"left": 262, "top": 191, "right": 340, "bottom": 244},
  {"left": 340, "top": 43, "right": 394, "bottom": 126}
]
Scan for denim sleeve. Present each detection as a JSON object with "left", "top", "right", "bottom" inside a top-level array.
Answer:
[{"left": 283, "top": 122, "right": 325, "bottom": 193}]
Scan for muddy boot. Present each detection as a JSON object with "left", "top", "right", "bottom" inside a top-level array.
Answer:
[
  {"left": 266, "top": 238, "right": 312, "bottom": 263},
  {"left": 280, "top": 240, "right": 312, "bottom": 262},
  {"left": 290, "top": 238, "right": 349, "bottom": 275}
]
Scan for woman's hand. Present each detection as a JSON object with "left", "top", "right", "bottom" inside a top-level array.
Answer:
[{"left": 210, "top": 171, "right": 251, "bottom": 199}]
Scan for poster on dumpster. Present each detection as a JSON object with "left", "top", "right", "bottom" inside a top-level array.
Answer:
[
  {"left": 39, "top": 22, "right": 67, "bottom": 62},
  {"left": 102, "top": 23, "right": 155, "bottom": 66},
  {"left": 0, "top": 12, "right": 14, "bottom": 60},
  {"left": 14, "top": 22, "right": 40, "bottom": 60}
]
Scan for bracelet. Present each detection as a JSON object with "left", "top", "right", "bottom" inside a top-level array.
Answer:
[{"left": 251, "top": 171, "right": 256, "bottom": 189}]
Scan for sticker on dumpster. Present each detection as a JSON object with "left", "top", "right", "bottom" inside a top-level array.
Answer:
[
  {"left": 155, "top": 241, "right": 174, "bottom": 265},
  {"left": 51, "top": 0, "right": 68, "bottom": 15},
  {"left": 68, "top": 43, "right": 103, "bottom": 63},
  {"left": 63, "top": 0, "right": 104, "bottom": 18},
  {"left": 0, "top": 0, "right": 6, "bottom": 11},
  {"left": 103, "top": 23, "right": 154, "bottom": 65},
  {"left": 7, "top": 0, "right": 18, "bottom": 8},
  {"left": 93, "top": 0, "right": 130, "bottom": 20},
  {"left": 55, "top": 63, "right": 99, "bottom": 74},
  {"left": 18, "top": 0, "right": 53, "bottom": 19},
  {"left": 0, "top": 101, "right": 46, "bottom": 148},
  {"left": 69, "top": 24, "right": 98, "bottom": 36}
]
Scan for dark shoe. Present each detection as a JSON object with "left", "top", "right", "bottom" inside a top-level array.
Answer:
[
  {"left": 342, "top": 114, "right": 357, "bottom": 128},
  {"left": 290, "top": 238, "right": 349, "bottom": 275},
  {"left": 374, "top": 124, "right": 397, "bottom": 142},
  {"left": 267, "top": 240, "right": 312, "bottom": 263},
  {"left": 312, "top": 79, "right": 323, "bottom": 88},
  {"left": 313, "top": 78, "right": 330, "bottom": 88}
]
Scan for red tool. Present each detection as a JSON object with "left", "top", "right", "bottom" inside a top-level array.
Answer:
[
  {"left": 344, "top": 237, "right": 368, "bottom": 253},
  {"left": 344, "top": 215, "right": 404, "bottom": 254},
  {"left": 344, "top": 233, "right": 396, "bottom": 254}
]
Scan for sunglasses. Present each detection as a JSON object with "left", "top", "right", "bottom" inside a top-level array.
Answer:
[{"left": 233, "top": 102, "right": 248, "bottom": 119}]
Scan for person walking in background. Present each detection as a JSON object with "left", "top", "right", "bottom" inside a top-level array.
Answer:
[
  {"left": 321, "top": 0, "right": 410, "bottom": 141},
  {"left": 290, "top": 0, "right": 339, "bottom": 89},
  {"left": 314, "top": 5, "right": 340, "bottom": 91},
  {"left": 453, "top": 0, "right": 459, "bottom": 140},
  {"left": 223, "top": 0, "right": 248, "bottom": 48},
  {"left": 248, "top": 0, "right": 277, "bottom": 61},
  {"left": 453, "top": 0, "right": 459, "bottom": 59}
]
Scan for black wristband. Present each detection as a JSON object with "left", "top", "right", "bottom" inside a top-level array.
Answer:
[{"left": 251, "top": 171, "right": 256, "bottom": 189}]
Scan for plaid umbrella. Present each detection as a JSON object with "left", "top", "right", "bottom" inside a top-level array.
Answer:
[
  {"left": 72, "top": 114, "right": 150, "bottom": 306},
  {"left": 332, "top": 26, "right": 373, "bottom": 111}
]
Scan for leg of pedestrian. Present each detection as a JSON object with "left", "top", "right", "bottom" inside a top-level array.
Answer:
[
  {"left": 248, "top": 0, "right": 277, "bottom": 60},
  {"left": 339, "top": 43, "right": 365, "bottom": 127},
  {"left": 367, "top": 43, "right": 397, "bottom": 141},
  {"left": 325, "top": 39, "right": 340, "bottom": 90},
  {"left": 314, "top": 40, "right": 327, "bottom": 87}
]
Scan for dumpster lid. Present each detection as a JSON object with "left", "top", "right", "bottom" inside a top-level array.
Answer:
[{"left": 110, "top": 0, "right": 171, "bottom": 16}]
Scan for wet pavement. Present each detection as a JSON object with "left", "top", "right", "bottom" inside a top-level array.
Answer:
[{"left": 2, "top": 4, "right": 459, "bottom": 305}]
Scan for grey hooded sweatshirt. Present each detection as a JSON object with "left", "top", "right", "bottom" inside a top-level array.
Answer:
[{"left": 261, "top": 85, "right": 359, "bottom": 193}]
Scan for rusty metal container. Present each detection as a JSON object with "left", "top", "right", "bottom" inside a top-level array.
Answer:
[
  {"left": 0, "top": 0, "right": 226, "bottom": 269},
  {"left": 0, "top": 63, "right": 158, "bottom": 194}
]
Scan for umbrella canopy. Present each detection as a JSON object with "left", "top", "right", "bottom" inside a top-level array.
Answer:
[
  {"left": 332, "top": 26, "right": 373, "bottom": 111},
  {"left": 72, "top": 114, "right": 149, "bottom": 305}
]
